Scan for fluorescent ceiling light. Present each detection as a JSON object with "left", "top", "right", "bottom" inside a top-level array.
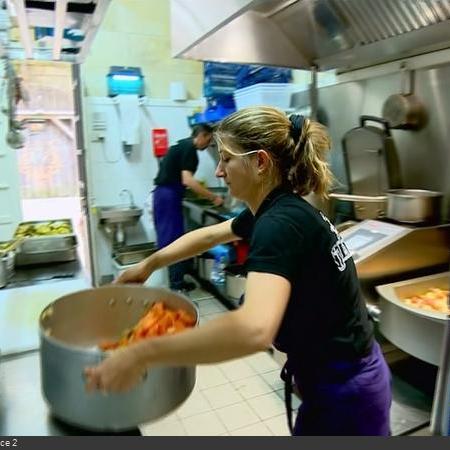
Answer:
[{"left": 112, "top": 75, "right": 140, "bottom": 81}]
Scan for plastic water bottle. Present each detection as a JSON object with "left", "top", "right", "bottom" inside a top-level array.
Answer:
[{"left": 210, "top": 255, "right": 226, "bottom": 286}]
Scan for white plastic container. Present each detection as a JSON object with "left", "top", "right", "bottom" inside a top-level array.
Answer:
[{"left": 233, "top": 83, "right": 304, "bottom": 110}]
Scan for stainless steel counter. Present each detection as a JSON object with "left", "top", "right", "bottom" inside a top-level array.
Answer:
[
  {"left": 0, "top": 351, "right": 140, "bottom": 436},
  {"left": 182, "top": 199, "right": 241, "bottom": 227},
  {"left": 3, "top": 258, "right": 83, "bottom": 290}
]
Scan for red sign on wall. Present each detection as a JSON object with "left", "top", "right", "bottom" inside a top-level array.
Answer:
[{"left": 152, "top": 128, "right": 169, "bottom": 157}]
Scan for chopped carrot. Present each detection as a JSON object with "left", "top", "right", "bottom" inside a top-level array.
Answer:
[{"left": 98, "top": 302, "right": 196, "bottom": 351}]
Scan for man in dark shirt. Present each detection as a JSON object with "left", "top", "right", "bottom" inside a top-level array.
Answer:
[{"left": 153, "top": 124, "right": 223, "bottom": 291}]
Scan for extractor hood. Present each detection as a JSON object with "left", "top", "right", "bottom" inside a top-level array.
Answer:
[
  {"left": 3, "top": 0, "right": 111, "bottom": 62},
  {"left": 171, "top": 0, "right": 450, "bottom": 72}
]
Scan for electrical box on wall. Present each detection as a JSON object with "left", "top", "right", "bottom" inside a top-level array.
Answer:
[{"left": 91, "top": 111, "right": 107, "bottom": 141}]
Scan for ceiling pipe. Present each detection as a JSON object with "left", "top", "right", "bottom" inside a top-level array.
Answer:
[{"left": 53, "top": 0, "right": 68, "bottom": 60}]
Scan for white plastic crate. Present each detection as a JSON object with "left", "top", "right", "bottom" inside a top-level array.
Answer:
[{"left": 233, "top": 83, "right": 304, "bottom": 110}]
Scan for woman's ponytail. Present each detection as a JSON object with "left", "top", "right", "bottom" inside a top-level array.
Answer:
[
  {"left": 287, "top": 118, "right": 333, "bottom": 198},
  {"left": 214, "top": 106, "right": 333, "bottom": 199}
]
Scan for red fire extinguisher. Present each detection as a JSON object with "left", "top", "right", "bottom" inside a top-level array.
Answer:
[{"left": 152, "top": 129, "right": 169, "bottom": 163}]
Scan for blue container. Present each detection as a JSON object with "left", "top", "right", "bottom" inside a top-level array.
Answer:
[
  {"left": 208, "top": 244, "right": 235, "bottom": 265},
  {"left": 107, "top": 66, "right": 145, "bottom": 97}
]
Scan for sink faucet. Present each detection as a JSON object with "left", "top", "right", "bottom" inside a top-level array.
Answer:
[{"left": 119, "top": 189, "right": 135, "bottom": 207}]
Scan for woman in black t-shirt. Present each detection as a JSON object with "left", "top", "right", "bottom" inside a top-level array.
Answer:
[{"left": 85, "top": 106, "right": 391, "bottom": 436}]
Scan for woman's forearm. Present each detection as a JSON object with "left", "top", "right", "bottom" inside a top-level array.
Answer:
[
  {"left": 131, "top": 310, "right": 268, "bottom": 368},
  {"left": 144, "top": 220, "right": 235, "bottom": 274}
]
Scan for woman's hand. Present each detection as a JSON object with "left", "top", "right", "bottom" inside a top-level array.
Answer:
[
  {"left": 84, "top": 347, "right": 147, "bottom": 394},
  {"left": 113, "top": 259, "right": 151, "bottom": 285}
]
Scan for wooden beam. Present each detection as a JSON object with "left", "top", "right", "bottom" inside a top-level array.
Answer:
[
  {"left": 53, "top": 0, "right": 68, "bottom": 60},
  {"left": 77, "top": 0, "right": 112, "bottom": 62},
  {"left": 12, "top": 0, "right": 33, "bottom": 59},
  {"left": 49, "top": 117, "right": 75, "bottom": 141}
]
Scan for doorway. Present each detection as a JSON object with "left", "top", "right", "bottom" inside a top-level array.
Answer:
[{"left": 13, "top": 60, "right": 91, "bottom": 280}]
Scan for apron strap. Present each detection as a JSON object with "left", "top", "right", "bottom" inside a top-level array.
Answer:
[{"left": 280, "top": 361, "right": 294, "bottom": 435}]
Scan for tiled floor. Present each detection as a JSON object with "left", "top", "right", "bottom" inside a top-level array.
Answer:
[{"left": 139, "top": 287, "right": 293, "bottom": 436}]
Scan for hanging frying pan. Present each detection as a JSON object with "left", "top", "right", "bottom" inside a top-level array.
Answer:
[{"left": 382, "top": 65, "right": 428, "bottom": 130}]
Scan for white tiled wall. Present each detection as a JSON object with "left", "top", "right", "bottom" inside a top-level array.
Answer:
[{"left": 139, "top": 287, "right": 293, "bottom": 436}]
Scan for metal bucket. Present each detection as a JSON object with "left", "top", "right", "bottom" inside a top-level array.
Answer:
[
  {"left": 0, "top": 252, "right": 15, "bottom": 288},
  {"left": 225, "top": 265, "right": 246, "bottom": 300},
  {"left": 39, "top": 285, "right": 198, "bottom": 431}
]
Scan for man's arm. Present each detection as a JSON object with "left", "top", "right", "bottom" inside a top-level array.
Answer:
[{"left": 182, "top": 170, "right": 223, "bottom": 206}]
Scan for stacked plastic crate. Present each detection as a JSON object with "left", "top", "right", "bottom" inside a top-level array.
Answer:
[
  {"left": 189, "top": 62, "right": 294, "bottom": 126},
  {"left": 233, "top": 66, "right": 298, "bottom": 110}
]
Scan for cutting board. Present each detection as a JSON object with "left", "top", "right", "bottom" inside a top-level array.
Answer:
[{"left": 0, "top": 278, "right": 90, "bottom": 356}]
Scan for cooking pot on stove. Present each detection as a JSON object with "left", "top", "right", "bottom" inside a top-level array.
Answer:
[
  {"left": 329, "top": 189, "right": 442, "bottom": 224},
  {"left": 39, "top": 285, "right": 198, "bottom": 431}
]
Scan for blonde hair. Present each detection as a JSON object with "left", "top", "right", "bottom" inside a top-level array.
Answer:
[{"left": 215, "top": 106, "right": 333, "bottom": 198}]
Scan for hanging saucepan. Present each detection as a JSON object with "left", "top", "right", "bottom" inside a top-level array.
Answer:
[
  {"left": 382, "top": 65, "right": 428, "bottom": 130},
  {"left": 329, "top": 189, "right": 442, "bottom": 224}
]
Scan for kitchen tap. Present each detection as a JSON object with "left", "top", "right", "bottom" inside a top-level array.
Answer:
[{"left": 119, "top": 189, "right": 135, "bottom": 207}]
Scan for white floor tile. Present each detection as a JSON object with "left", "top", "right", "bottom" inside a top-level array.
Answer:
[
  {"left": 232, "top": 375, "right": 274, "bottom": 400},
  {"left": 230, "top": 422, "right": 273, "bottom": 436},
  {"left": 275, "top": 388, "right": 301, "bottom": 409},
  {"left": 194, "top": 295, "right": 215, "bottom": 302},
  {"left": 197, "top": 299, "right": 227, "bottom": 316},
  {"left": 247, "top": 392, "right": 286, "bottom": 420},
  {"left": 176, "top": 389, "right": 212, "bottom": 418},
  {"left": 243, "top": 352, "right": 281, "bottom": 374},
  {"left": 196, "top": 365, "right": 229, "bottom": 390},
  {"left": 140, "top": 416, "right": 187, "bottom": 436},
  {"left": 202, "top": 383, "right": 243, "bottom": 409},
  {"left": 260, "top": 369, "right": 284, "bottom": 391},
  {"left": 181, "top": 411, "right": 227, "bottom": 436},
  {"left": 215, "top": 402, "right": 260, "bottom": 432},
  {"left": 264, "top": 414, "right": 291, "bottom": 436},
  {"left": 199, "top": 312, "right": 226, "bottom": 323},
  {"left": 217, "top": 358, "right": 257, "bottom": 382}
]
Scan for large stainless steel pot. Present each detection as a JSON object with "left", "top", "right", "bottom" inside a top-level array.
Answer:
[
  {"left": 375, "top": 272, "right": 449, "bottom": 366},
  {"left": 39, "top": 285, "right": 198, "bottom": 431},
  {"left": 329, "top": 189, "right": 442, "bottom": 223}
]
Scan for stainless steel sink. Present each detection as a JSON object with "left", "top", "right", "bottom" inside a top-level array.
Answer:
[{"left": 98, "top": 205, "right": 143, "bottom": 225}]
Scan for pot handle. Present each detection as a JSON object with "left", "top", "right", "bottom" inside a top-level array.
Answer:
[
  {"left": 366, "top": 303, "right": 381, "bottom": 323},
  {"left": 360, "top": 115, "right": 391, "bottom": 136}
]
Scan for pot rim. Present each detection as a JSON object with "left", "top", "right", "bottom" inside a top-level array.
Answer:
[{"left": 386, "top": 189, "right": 443, "bottom": 198}]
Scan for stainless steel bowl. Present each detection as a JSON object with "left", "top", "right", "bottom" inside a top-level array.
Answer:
[{"left": 39, "top": 285, "right": 198, "bottom": 431}]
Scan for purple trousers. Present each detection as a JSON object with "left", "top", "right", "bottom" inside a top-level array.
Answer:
[
  {"left": 153, "top": 184, "right": 189, "bottom": 290},
  {"left": 284, "top": 342, "right": 392, "bottom": 436}
]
